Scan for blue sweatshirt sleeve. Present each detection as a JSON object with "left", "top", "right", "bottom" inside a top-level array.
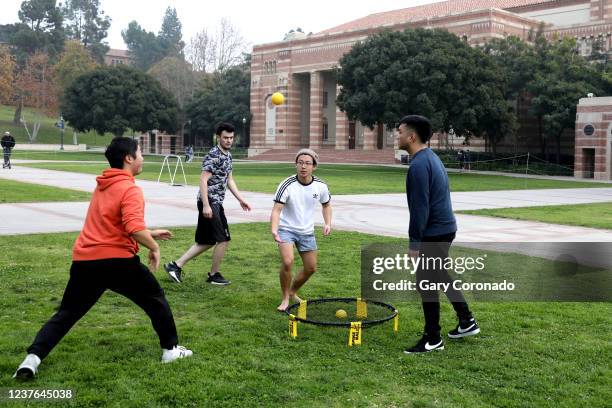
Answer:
[{"left": 407, "top": 162, "right": 430, "bottom": 251}]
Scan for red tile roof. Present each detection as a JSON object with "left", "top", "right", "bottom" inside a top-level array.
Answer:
[{"left": 318, "top": 0, "right": 557, "bottom": 34}]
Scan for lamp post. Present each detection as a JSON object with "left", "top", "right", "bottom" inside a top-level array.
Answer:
[
  {"left": 188, "top": 119, "right": 192, "bottom": 147},
  {"left": 58, "top": 115, "right": 65, "bottom": 151},
  {"left": 241, "top": 117, "right": 246, "bottom": 148}
]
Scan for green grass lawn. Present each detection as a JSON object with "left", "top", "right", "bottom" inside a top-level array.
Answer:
[
  {"left": 0, "top": 224, "right": 610, "bottom": 407},
  {"left": 0, "top": 105, "right": 117, "bottom": 148},
  {"left": 0, "top": 179, "right": 91, "bottom": 203},
  {"left": 18, "top": 160, "right": 611, "bottom": 195},
  {"left": 459, "top": 202, "right": 612, "bottom": 230}
]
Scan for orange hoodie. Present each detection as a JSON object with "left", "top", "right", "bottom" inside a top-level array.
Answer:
[{"left": 72, "top": 168, "right": 147, "bottom": 261}]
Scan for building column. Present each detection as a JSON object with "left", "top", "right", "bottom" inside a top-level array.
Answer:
[
  {"left": 363, "top": 125, "right": 376, "bottom": 150},
  {"left": 309, "top": 71, "right": 323, "bottom": 149},
  {"left": 335, "top": 84, "right": 349, "bottom": 150}
]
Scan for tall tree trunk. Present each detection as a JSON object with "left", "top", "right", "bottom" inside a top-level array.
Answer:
[
  {"left": 556, "top": 130, "right": 562, "bottom": 164},
  {"left": 13, "top": 97, "right": 23, "bottom": 124}
]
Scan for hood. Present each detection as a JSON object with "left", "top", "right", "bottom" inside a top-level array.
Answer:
[{"left": 96, "top": 168, "right": 134, "bottom": 191}]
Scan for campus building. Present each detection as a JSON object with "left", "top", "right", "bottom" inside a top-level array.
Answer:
[
  {"left": 250, "top": 0, "right": 612, "bottom": 176},
  {"left": 104, "top": 49, "right": 133, "bottom": 66}
]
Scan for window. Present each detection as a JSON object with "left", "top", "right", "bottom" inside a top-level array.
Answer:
[
  {"left": 322, "top": 91, "right": 328, "bottom": 108},
  {"left": 322, "top": 120, "right": 329, "bottom": 141}
]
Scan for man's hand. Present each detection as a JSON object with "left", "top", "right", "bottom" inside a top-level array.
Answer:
[
  {"left": 240, "top": 200, "right": 252, "bottom": 212},
  {"left": 271, "top": 230, "right": 282, "bottom": 243},
  {"left": 150, "top": 229, "right": 173, "bottom": 240},
  {"left": 202, "top": 204, "right": 213, "bottom": 219},
  {"left": 323, "top": 224, "right": 331, "bottom": 236},
  {"left": 149, "top": 248, "right": 161, "bottom": 272},
  {"left": 409, "top": 249, "right": 419, "bottom": 260}
]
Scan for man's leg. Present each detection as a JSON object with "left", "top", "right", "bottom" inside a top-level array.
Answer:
[
  {"left": 290, "top": 250, "right": 317, "bottom": 299},
  {"left": 277, "top": 243, "right": 294, "bottom": 311},
  {"left": 175, "top": 243, "right": 213, "bottom": 268},
  {"left": 108, "top": 259, "right": 179, "bottom": 350},
  {"left": 26, "top": 262, "right": 106, "bottom": 360},
  {"left": 210, "top": 241, "right": 228, "bottom": 274}
]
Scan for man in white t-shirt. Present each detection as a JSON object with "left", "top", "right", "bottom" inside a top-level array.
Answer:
[{"left": 270, "top": 149, "right": 332, "bottom": 311}]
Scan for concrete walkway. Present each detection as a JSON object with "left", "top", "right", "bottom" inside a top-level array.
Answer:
[{"left": 1, "top": 166, "right": 611, "bottom": 243}]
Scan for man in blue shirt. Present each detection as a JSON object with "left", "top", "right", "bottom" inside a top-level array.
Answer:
[{"left": 397, "top": 115, "right": 480, "bottom": 354}]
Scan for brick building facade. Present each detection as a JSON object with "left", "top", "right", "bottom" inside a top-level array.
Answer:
[
  {"left": 575, "top": 96, "right": 612, "bottom": 179},
  {"left": 250, "top": 0, "right": 612, "bottom": 174}
]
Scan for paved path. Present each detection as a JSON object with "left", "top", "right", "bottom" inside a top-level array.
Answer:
[{"left": 1, "top": 166, "right": 611, "bottom": 243}]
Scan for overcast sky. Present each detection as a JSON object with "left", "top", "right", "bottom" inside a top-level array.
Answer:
[{"left": 1, "top": 0, "right": 440, "bottom": 49}]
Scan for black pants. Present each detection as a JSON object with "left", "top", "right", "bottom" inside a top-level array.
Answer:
[
  {"left": 2, "top": 147, "right": 10, "bottom": 167},
  {"left": 27, "top": 257, "right": 179, "bottom": 360},
  {"left": 416, "top": 233, "right": 472, "bottom": 339}
]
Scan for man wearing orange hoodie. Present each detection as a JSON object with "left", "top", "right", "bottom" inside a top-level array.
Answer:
[{"left": 13, "top": 137, "right": 192, "bottom": 380}]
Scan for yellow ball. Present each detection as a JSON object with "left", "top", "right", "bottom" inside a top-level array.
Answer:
[
  {"left": 271, "top": 92, "right": 285, "bottom": 106},
  {"left": 335, "top": 309, "right": 347, "bottom": 319}
]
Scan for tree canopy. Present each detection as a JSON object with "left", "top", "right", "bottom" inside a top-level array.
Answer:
[
  {"left": 337, "top": 28, "right": 512, "bottom": 148},
  {"left": 61, "top": 0, "right": 111, "bottom": 63},
  {"left": 186, "top": 66, "right": 250, "bottom": 144},
  {"left": 62, "top": 65, "right": 178, "bottom": 136}
]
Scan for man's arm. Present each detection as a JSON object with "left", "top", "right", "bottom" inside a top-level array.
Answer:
[
  {"left": 321, "top": 202, "right": 332, "bottom": 236},
  {"left": 270, "top": 202, "right": 284, "bottom": 243},
  {"left": 227, "top": 172, "right": 252, "bottom": 211},
  {"left": 407, "top": 164, "right": 430, "bottom": 253},
  {"left": 199, "top": 171, "right": 213, "bottom": 218}
]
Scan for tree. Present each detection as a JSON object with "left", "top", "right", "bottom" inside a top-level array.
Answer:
[
  {"left": 158, "top": 7, "right": 184, "bottom": 57},
  {"left": 336, "top": 28, "right": 512, "bottom": 148},
  {"left": 121, "top": 21, "right": 166, "bottom": 71},
  {"left": 0, "top": 46, "right": 16, "bottom": 105},
  {"left": 62, "top": 65, "right": 179, "bottom": 136},
  {"left": 61, "top": 0, "right": 111, "bottom": 63},
  {"left": 14, "top": 51, "right": 59, "bottom": 142},
  {"left": 528, "top": 36, "right": 605, "bottom": 162},
  {"left": 186, "top": 67, "right": 250, "bottom": 145},
  {"left": 10, "top": 0, "right": 65, "bottom": 62},
  {"left": 55, "top": 40, "right": 97, "bottom": 93},
  {"left": 186, "top": 18, "right": 248, "bottom": 72},
  {"left": 148, "top": 56, "right": 195, "bottom": 136}
]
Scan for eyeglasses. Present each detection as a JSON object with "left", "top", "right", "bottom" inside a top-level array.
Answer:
[{"left": 296, "top": 161, "right": 313, "bottom": 167}]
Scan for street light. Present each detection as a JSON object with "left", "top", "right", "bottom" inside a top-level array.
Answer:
[
  {"left": 241, "top": 117, "right": 246, "bottom": 148},
  {"left": 57, "top": 115, "right": 65, "bottom": 150}
]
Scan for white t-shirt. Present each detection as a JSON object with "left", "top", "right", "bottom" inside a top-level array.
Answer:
[{"left": 274, "top": 175, "right": 331, "bottom": 234}]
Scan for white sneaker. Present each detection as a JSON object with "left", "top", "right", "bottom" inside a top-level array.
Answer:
[
  {"left": 13, "top": 354, "right": 41, "bottom": 379},
  {"left": 161, "top": 345, "right": 193, "bottom": 363}
]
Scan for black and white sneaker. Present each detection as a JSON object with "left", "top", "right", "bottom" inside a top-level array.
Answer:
[
  {"left": 404, "top": 336, "right": 444, "bottom": 354},
  {"left": 164, "top": 261, "right": 183, "bottom": 283},
  {"left": 13, "top": 354, "right": 41, "bottom": 379},
  {"left": 448, "top": 318, "right": 480, "bottom": 339},
  {"left": 206, "top": 272, "right": 230, "bottom": 285}
]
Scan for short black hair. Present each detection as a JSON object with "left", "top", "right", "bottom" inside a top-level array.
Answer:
[
  {"left": 398, "top": 115, "right": 432, "bottom": 143},
  {"left": 105, "top": 137, "right": 139, "bottom": 169},
  {"left": 215, "top": 122, "right": 235, "bottom": 136}
]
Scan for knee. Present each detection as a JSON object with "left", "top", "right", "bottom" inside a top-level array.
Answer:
[
  {"left": 281, "top": 257, "right": 294, "bottom": 270},
  {"left": 304, "top": 265, "right": 317, "bottom": 275}
]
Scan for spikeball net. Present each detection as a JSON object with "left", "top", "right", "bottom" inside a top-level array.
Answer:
[{"left": 285, "top": 298, "right": 398, "bottom": 346}]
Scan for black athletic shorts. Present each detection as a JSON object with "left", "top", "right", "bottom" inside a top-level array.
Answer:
[{"left": 195, "top": 200, "right": 231, "bottom": 245}]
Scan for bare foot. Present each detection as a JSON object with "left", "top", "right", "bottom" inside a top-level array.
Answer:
[{"left": 277, "top": 300, "right": 289, "bottom": 312}]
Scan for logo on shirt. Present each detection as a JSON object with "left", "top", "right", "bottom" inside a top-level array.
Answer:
[{"left": 313, "top": 193, "right": 319, "bottom": 200}]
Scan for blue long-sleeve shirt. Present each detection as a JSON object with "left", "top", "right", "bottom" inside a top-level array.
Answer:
[{"left": 406, "top": 148, "right": 457, "bottom": 250}]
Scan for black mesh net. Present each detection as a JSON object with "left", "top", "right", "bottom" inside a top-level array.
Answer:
[{"left": 285, "top": 298, "right": 397, "bottom": 327}]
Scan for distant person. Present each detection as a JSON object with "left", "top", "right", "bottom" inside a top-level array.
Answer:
[
  {"left": 14, "top": 137, "right": 192, "bottom": 380},
  {"left": 185, "top": 145, "right": 194, "bottom": 163},
  {"left": 164, "top": 123, "right": 251, "bottom": 285},
  {"left": 464, "top": 149, "right": 471, "bottom": 171},
  {"left": 397, "top": 115, "right": 479, "bottom": 354},
  {"left": 270, "top": 149, "right": 332, "bottom": 311},
  {"left": 2, "top": 131, "right": 16, "bottom": 169},
  {"left": 457, "top": 150, "right": 465, "bottom": 171}
]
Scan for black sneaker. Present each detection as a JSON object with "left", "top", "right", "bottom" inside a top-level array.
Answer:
[
  {"left": 448, "top": 318, "right": 480, "bottom": 339},
  {"left": 164, "top": 261, "right": 183, "bottom": 283},
  {"left": 206, "top": 272, "right": 230, "bottom": 285},
  {"left": 404, "top": 336, "right": 444, "bottom": 354}
]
